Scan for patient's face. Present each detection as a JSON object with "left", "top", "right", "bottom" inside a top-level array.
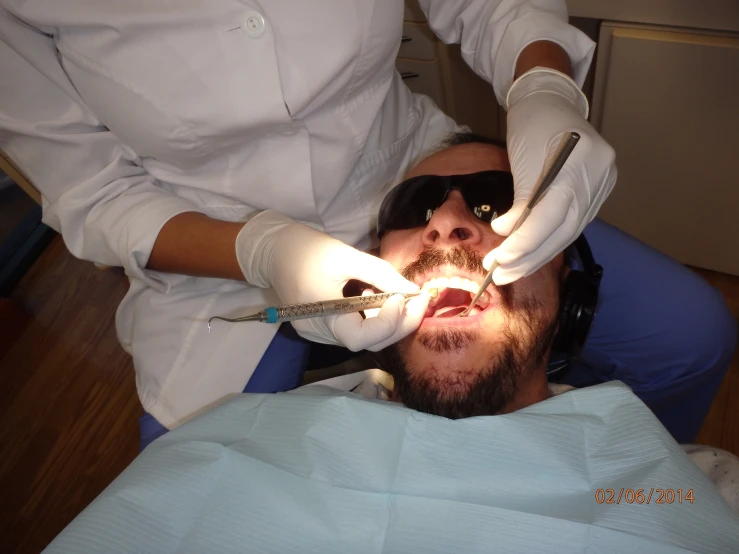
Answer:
[{"left": 379, "top": 143, "right": 564, "bottom": 418}]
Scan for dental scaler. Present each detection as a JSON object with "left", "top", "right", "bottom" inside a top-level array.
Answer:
[{"left": 207, "top": 290, "right": 438, "bottom": 330}]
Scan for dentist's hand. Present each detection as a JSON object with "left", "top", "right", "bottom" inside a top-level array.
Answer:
[
  {"left": 484, "top": 67, "right": 617, "bottom": 285},
  {"left": 236, "top": 211, "right": 430, "bottom": 351}
]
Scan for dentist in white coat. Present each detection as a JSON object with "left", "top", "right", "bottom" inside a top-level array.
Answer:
[{"left": 0, "top": 1, "right": 614, "bottom": 432}]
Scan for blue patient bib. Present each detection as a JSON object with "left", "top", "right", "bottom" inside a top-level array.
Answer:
[{"left": 45, "top": 382, "right": 739, "bottom": 553}]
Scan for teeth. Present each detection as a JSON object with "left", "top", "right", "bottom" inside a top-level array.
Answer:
[
  {"left": 421, "top": 277, "right": 482, "bottom": 296},
  {"left": 420, "top": 275, "right": 492, "bottom": 310}
]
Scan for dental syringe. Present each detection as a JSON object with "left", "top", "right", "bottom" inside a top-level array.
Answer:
[{"left": 207, "top": 290, "right": 436, "bottom": 330}]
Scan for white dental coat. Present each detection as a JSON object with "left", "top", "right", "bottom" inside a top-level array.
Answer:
[{"left": 0, "top": 1, "right": 594, "bottom": 428}]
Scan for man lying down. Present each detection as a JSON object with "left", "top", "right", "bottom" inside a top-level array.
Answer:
[
  {"left": 44, "top": 137, "right": 739, "bottom": 553},
  {"left": 332, "top": 132, "right": 739, "bottom": 511}
]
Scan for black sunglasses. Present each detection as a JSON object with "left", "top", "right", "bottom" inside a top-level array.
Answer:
[{"left": 377, "top": 170, "right": 514, "bottom": 237}]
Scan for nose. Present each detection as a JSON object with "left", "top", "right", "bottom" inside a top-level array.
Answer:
[{"left": 421, "top": 190, "right": 484, "bottom": 248}]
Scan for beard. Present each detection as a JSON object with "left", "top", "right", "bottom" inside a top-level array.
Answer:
[{"left": 378, "top": 245, "right": 559, "bottom": 419}]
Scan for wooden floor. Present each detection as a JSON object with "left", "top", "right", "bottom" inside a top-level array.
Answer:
[
  {"left": 693, "top": 268, "right": 739, "bottom": 454},
  {"left": 0, "top": 238, "right": 139, "bottom": 554},
  {"left": 0, "top": 237, "right": 738, "bottom": 553}
]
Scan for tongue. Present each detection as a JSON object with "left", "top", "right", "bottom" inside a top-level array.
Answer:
[{"left": 431, "top": 289, "right": 472, "bottom": 318}]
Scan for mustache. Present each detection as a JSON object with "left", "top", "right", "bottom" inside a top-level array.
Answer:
[
  {"left": 400, "top": 244, "right": 485, "bottom": 282},
  {"left": 401, "top": 245, "right": 513, "bottom": 308}
]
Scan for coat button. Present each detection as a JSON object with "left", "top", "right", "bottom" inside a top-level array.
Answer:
[{"left": 242, "top": 11, "right": 266, "bottom": 38}]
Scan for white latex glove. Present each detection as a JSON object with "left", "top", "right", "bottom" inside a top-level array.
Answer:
[
  {"left": 484, "top": 67, "right": 617, "bottom": 285},
  {"left": 235, "top": 211, "right": 431, "bottom": 351}
]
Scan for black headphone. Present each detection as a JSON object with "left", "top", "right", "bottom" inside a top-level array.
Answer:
[{"left": 546, "top": 234, "right": 603, "bottom": 380}]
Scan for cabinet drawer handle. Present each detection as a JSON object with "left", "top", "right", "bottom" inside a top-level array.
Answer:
[
  {"left": 400, "top": 71, "right": 420, "bottom": 80},
  {"left": 401, "top": 35, "right": 412, "bottom": 43}
]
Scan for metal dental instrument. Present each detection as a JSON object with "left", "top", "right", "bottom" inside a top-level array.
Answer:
[
  {"left": 207, "top": 289, "right": 438, "bottom": 330},
  {"left": 457, "top": 131, "right": 581, "bottom": 317}
]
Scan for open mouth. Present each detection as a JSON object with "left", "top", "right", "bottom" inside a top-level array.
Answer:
[{"left": 421, "top": 276, "right": 492, "bottom": 319}]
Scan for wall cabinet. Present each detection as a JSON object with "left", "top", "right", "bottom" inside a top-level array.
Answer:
[
  {"left": 397, "top": 6, "right": 502, "bottom": 141},
  {"left": 591, "top": 24, "right": 739, "bottom": 275}
]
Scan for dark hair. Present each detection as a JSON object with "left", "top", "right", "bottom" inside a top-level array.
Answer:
[{"left": 441, "top": 132, "right": 507, "bottom": 150}]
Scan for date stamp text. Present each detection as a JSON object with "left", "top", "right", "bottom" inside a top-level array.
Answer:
[{"left": 595, "top": 488, "right": 694, "bottom": 504}]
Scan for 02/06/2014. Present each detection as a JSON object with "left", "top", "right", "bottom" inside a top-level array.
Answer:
[{"left": 595, "top": 488, "right": 694, "bottom": 504}]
